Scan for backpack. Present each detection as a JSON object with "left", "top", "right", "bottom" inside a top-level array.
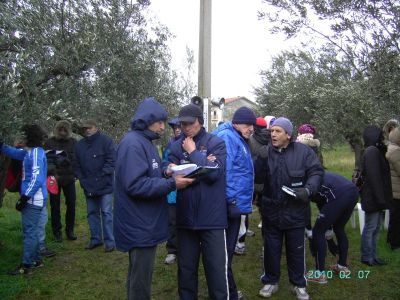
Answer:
[{"left": 5, "top": 159, "right": 22, "bottom": 193}]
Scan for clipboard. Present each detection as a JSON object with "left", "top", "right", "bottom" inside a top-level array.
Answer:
[{"left": 183, "top": 166, "right": 219, "bottom": 178}]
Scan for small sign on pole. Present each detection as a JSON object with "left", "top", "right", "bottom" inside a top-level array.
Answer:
[{"left": 203, "top": 98, "right": 209, "bottom": 132}]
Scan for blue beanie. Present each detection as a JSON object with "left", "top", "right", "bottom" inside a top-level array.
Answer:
[
  {"left": 232, "top": 107, "right": 256, "bottom": 125},
  {"left": 272, "top": 117, "right": 293, "bottom": 136}
]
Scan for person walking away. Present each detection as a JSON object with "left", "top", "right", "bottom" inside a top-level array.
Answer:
[{"left": 360, "top": 125, "right": 392, "bottom": 266}]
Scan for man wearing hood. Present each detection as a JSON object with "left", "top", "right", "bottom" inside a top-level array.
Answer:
[
  {"left": 74, "top": 119, "right": 116, "bottom": 252},
  {"left": 113, "top": 98, "right": 193, "bottom": 300},
  {"left": 213, "top": 106, "right": 256, "bottom": 300},
  {"left": 44, "top": 120, "right": 77, "bottom": 242},
  {"left": 166, "top": 103, "right": 228, "bottom": 300},
  {"left": 360, "top": 125, "right": 392, "bottom": 266}
]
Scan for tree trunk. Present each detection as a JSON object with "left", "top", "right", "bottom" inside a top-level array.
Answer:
[{"left": 347, "top": 134, "right": 363, "bottom": 170}]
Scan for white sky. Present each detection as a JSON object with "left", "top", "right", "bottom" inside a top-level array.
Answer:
[{"left": 148, "top": 0, "right": 299, "bottom": 102}]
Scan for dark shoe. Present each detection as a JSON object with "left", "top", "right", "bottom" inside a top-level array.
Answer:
[
  {"left": 361, "top": 260, "right": 375, "bottom": 266},
  {"left": 8, "top": 264, "right": 33, "bottom": 275},
  {"left": 40, "top": 248, "right": 56, "bottom": 258},
  {"left": 54, "top": 232, "right": 62, "bottom": 242},
  {"left": 66, "top": 231, "right": 77, "bottom": 241},
  {"left": 85, "top": 243, "right": 103, "bottom": 250},
  {"left": 373, "top": 258, "right": 387, "bottom": 265},
  {"left": 32, "top": 260, "right": 44, "bottom": 268},
  {"left": 104, "top": 246, "right": 115, "bottom": 253}
]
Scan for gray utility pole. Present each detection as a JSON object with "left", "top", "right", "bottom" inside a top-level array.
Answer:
[{"left": 198, "top": 0, "right": 212, "bottom": 131}]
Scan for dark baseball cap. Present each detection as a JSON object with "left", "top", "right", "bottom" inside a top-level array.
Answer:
[{"left": 178, "top": 104, "right": 203, "bottom": 123}]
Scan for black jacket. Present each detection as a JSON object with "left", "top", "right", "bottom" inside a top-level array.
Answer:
[
  {"left": 44, "top": 137, "right": 76, "bottom": 186},
  {"left": 255, "top": 141, "right": 324, "bottom": 229},
  {"left": 360, "top": 125, "right": 392, "bottom": 212}
]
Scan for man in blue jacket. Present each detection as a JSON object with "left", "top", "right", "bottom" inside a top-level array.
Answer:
[
  {"left": 213, "top": 106, "right": 256, "bottom": 300},
  {"left": 113, "top": 98, "right": 193, "bottom": 300},
  {"left": 166, "top": 104, "right": 229, "bottom": 300},
  {"left": 255, "top": 117, "right": 323, "bottom": 300},
  {"left": 74, "top": 119, "right": 116, "bottom": 252}
]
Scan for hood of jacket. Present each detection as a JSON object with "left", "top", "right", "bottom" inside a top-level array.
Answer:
[
  {"left": 131, "top": 97, "right": 168, "bottom": 131},
  {"left": 253, "top": 126, "right": 270, "bottom": 145},
  {"left": 363, "top": 125, "right": 383, "bottom": 147},
  {"left": 296, "top": 133, "right": 320, "bottom": 148},
  {"left": 389, "top": 127, "right": 400, "bottom": 146},
  {"left": 53, "top": 120, "right": 72, "bottom": 139}
]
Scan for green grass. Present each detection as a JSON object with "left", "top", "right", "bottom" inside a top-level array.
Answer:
[{"left": 0, "top": 145, "right": 399, "bottom": 299}]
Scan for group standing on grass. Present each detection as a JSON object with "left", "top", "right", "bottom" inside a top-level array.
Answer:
[{"left": 0, "top": 96, "right": 398, "bottom": 300}]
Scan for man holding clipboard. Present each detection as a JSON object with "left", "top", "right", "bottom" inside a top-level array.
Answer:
[{"left": 165, "top": 103, "right": 229, "bottom": 300}]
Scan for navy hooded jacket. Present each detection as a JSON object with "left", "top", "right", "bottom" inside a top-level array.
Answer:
[
  {"left": 74, "top": 131, "right": 115, "bottom": 197},
  {"left": 114, "top": 97, "right": 176, "bottom": 252},
  {"left": 168, "top": 127, "right": 228, "bottom": 229}
]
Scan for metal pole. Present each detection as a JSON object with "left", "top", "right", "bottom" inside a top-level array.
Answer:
[{"left": 198, "top": 0, "right": 212, "bottom": 131}]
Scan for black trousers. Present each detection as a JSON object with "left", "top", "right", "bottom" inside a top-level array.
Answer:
[
  {"left": 262, "top": 225, "right": 306, "bottom": 287},
  {"left": 50, "top": 181, "right": 76, "bottom": 234},
  {"left": 166, "top": 204, "right": 178, "bottom": 254},
  {"left": 226, "top": 216, "right": 241, "bottom": 300},
  {"left": 177, "top": 228, "right": 228, "bottom": 300},
  {"left": 312, "top": 189, "right": 358, "bottom": 270},
  {"left": 127, "top": 246, "right": 157, "bottom": 300},
  {"left": 388, "top": 198, "right": 400, "bottom": 249}
]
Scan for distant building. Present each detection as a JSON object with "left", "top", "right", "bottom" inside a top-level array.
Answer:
[{"left": 210, "top": 96, "right": 257, "bottom": 130}]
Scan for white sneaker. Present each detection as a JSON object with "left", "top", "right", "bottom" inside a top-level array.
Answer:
[
  {"left": 306, "top": 270, "right": 328, "bottom": 284},
  {"left": 292, "top": 286, "right": 309, "bottom": 300},
  {"left": 330, "top": 264, "right": 351, "bottom": 275},
  {"left": 234, "top": 243, "right": 246, "bottom": 255},
  {"left": 259, "top": 284, "right": 278, "bottom": 298},
  {"left": 246, "top": 229, "right": 255, "bottom": 237},
  {"left": 258, "top": 222, "right": 262, "bottom": 228},
  {"left": 164, "top": 254, "right": 176, "bottom": 264}
]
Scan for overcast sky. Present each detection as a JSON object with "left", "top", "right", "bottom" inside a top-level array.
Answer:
[{"left": 148, "top": 0, "right": 299, "bottom": 102}]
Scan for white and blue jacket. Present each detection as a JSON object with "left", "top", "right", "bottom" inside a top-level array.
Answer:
[{"left": 1, "top": 145, "right": 48, "bottom": 207}]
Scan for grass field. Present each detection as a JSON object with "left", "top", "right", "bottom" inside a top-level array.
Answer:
[{"left": 0, "top": 145, "right": 399, "bottom": 299}]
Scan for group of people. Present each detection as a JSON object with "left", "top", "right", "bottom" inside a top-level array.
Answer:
[
  {"left": 0, "top": 119, "right": 117, "bottom": 275},
  {"left": 1, "top": 96, "right": 398, "bottom": 300}
]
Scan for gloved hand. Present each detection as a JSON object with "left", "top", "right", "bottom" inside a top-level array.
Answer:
[
  {"left": 15, "top": 195, "right": 30, "bottom": 211},
  {"left": 228, "top": 202, "right": 241, "bottom": 219},
  {"left": 293, "top": 187, "right": 310, "bottom": 203}
]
